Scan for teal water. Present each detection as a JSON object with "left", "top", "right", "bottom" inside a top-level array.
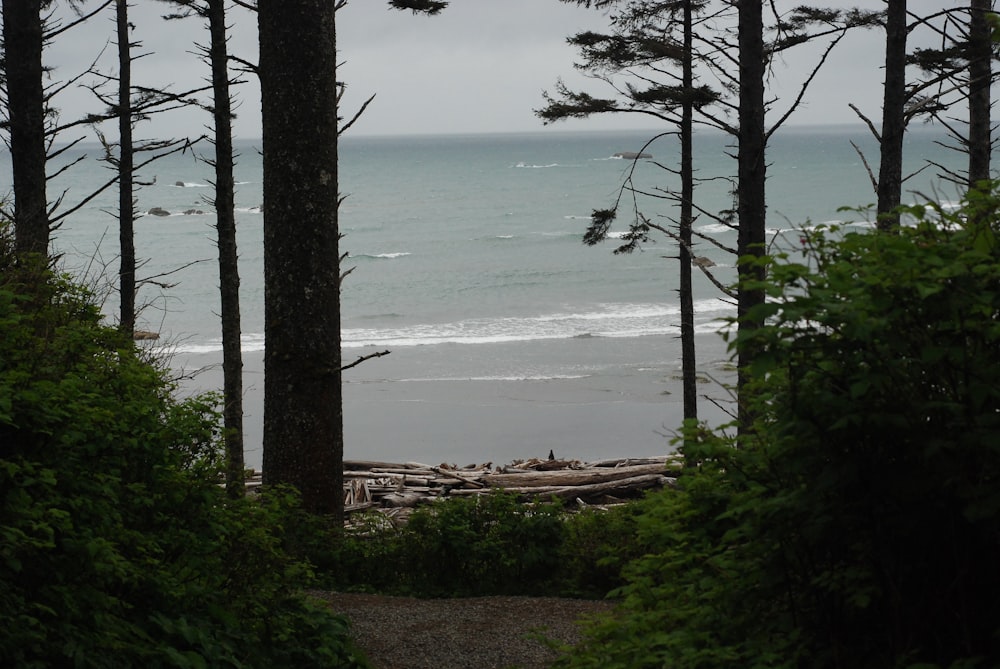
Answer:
[{"left": 1, "top": 125, "right": 977, "bottom": 466}]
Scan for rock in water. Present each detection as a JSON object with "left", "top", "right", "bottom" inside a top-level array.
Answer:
[{"left": 613, "top": 151, "right": 653, "bottom": 159}]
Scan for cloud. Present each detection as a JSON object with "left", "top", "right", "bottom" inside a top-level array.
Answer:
[{"left": 36, "top": 0, "right": 897, "bottom": 141}]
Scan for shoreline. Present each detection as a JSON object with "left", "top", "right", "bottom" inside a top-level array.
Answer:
[{"left": 173, "top": 334, "right": 736, "bottom": 470}]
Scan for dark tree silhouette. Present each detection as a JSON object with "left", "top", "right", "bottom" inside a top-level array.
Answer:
[
  {"left": 735, "top": 0, "right": 765, "bottom": 432},
  {"left": 542, "top": 1, "right": 877, "bottom": 434},
  {"left": 205, "top": 0, "right": 246, "bottom": 499},
  {"left": 259, "top": 0, "right": 343, "bottom": 517},
  {"left": 2, "top": 0, "right": 49, "bottom": 257},
  {"left": 876, "top": 0, "right": 907, "bottom": 231},
  {"left": 542, "top": 0, "right": 723, "bottom": 426},
  {"left": 115, "top": 0, "right": 136, "bottom": 334},
  {"left": 967, "top": 0, "right": 994, "bottom": 186},
  {"left": 258, "top": 0, "right": 446, "bottom": 518}
]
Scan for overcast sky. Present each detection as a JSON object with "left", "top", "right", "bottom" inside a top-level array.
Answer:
[{"left": 37, "top": 1, "right": 953, "bottom": 140}]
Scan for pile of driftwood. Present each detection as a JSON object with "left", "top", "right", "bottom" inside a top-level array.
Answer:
[
  {"left": 340, "top": 455, "right": 680, "bottom": 515},
  {"left": 245, "top": 455, "right": 681, "bottom": 519}
]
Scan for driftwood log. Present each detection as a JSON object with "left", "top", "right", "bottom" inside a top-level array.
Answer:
[{"left": 246, "top": 455, "right": 682, "bottom": 517}]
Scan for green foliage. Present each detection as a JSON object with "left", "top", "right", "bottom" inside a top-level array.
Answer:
[
  {"left": 556, "top": 186, "right": 1000, "bottom": 668},
  {"left": 299, "top": 492, "right": 644, "bottom": 599},
  {"left": 0, "top": 237, "right": 369, "bottom": 668}
]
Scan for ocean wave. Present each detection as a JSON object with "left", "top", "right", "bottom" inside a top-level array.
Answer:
[
  {"left": 697, "top": 223, "right": 736, "bottom": 235},
  {"left": 339, "top": 299, "right": 732, "bottom": 348},
  {"left": 389, "top": 373, "right": 592, "bottom": 383},
  {"left": 352, "top": 252, "right": 412, "bottom": 260},
  {"left": 512, "top": 162, "right": 562, "bottom": 169},
  {"left": 170, "top": 300, "right": 734, "bottom": 355},
  {"left": 168, "top": 181, "right": 211, "bottom": 188}
]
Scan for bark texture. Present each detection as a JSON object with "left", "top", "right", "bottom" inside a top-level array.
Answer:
[
  {"left": 116, "top": 0, "right": 136, "bottom": 334},
  {"left": 679, "top": 0, "right": 697, "bottom": 423},
  {"left": 967, "top": 0, "right": 992, "bottom": 187},
  {"left": 207, "top": 0, "right": 245, "bottom": 497},
  {"left": 3, "top": 0, "right": 49, "bottom": 256},
  {"left": 259, "top": 0, "right": 343, "bottom": 518},
  {"left": 876, "top": 0, "right": 907, "bottom": 230},
  {"left": 736, "top": 0, "right": 766, "bottom": 432}
]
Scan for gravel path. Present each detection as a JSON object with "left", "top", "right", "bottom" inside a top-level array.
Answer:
[{"left": 310, "top": 591, "right": 616, "bottom": 669}]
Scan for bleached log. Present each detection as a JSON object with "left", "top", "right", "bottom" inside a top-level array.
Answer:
[
  {"left": 430, "top": 465, "right": 486, "bottom": 488},
  {"left": 483, "top": 463, "right": 667, "bottom": 488},
  {"left": 450, "top": 473, "right": 671, "bottom": 500},
  {"left": 585, "top": 455, "right": 678, "bottom": 468},
  {"left": 382, "top": 491, "right": 429, "bottom": 508}
]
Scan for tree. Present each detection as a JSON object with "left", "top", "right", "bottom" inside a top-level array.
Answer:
[
  {"left": 258, "top": 0, "right": 446, "bottom": 518},
  {"left": 734, "top": 0, "right": 765, "bottom": 432},
  {"left": 115, "top": 0, "right": 136, "bottom": 333},
  {"left": 875, "top": 0, "right": 907, "bottom": 230},
  {"left": 542, "top": 0, "right": 724, "bottom": 426},
  {"left": 2, "top": 0, "right": 49, "bottom": 257},
  {"left": 160, "top": 0, "right": 249, "bottom": 497},
  {"left": 541, "top": 2, "right": 878, "bottom": 433},
  {"left": 908, "top": 1, "right": 998, "bottom": 188},
  {"left": 0, "top": 227, "right": 369, "bottom": 668},
  {"left": 852, "top": 3, "right": 997, "bottom": 224},
  {"left": 205, "top": 0, "right": 246, "bottom": 498},
  {"left": 555, "top": 187, "right": 1000, "bottom": 669},
  {"left": 968, "top": 0, "right": 994, "bottom": 186},
  {"left": 258, "top": 0, "right": 343, "bottom": 517}
]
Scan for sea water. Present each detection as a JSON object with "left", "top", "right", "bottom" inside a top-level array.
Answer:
[{"left": 1, "top": 126, "right": 974, "bottom": 467}]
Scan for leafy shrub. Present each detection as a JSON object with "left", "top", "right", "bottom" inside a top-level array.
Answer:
[
  {"left": 556, "top": 503, "right": 643, "bottom": 598},
  {"left": 555, "top": 187, "right": 1000, "bottom": 668},
  {"left": 0, "top": 244, "right": 369, "bottom": 668},
  {"left": 303, "top": 492, "right": 643, "bottom": 599}
]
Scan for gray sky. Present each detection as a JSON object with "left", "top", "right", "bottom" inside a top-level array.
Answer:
[{"left": 38, "top": 1, "right": 949, "bottom": 140}]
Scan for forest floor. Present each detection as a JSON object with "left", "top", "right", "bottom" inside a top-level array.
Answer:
[{"left": 310, "top": 591, "right": 617, "bottom": 669}]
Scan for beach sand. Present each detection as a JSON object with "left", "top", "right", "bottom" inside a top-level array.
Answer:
[{"left": 173, "top": 335, "right": 735, "bottom": 470}]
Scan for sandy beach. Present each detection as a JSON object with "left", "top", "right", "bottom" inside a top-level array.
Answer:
[{"left": 173, "top": 334, "right": 736, "bottom": 470}]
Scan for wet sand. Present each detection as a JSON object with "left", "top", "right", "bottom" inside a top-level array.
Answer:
[{"left": 173, "top": 334, "right": 735, "bottom": 470}]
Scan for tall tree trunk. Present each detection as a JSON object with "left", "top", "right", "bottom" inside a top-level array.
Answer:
[
  {"left": 207, "top": 0, "right": 245, "bottom": 498},
  {"left": 876, "top": 0, "right": 907, "bottom": 231},
  {"left": 259, "top": 0, "right": 344, "bottom": 519},
  {"left": 679, "top": 0, "right": 697, "bottom": 425},
  {"left": 968, "top": 0, "right": 992, "bottom": 187},
  {"left": 116, "top": 0, "right": 136, "bottom": 335},
  {"left": 3, "top": 0, "right": 49, "bottom": 257},
  {"left": 736, "top": 0, "right": 766, "bottom": 435}
]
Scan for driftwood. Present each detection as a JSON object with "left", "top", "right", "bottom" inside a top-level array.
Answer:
[{"left": 246, "top": 455, "right": 683, "bottom": 518}]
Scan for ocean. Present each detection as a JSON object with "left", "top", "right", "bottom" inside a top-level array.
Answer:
[{"left": 3, "top": 125, "right": 972, "bottom": 468}]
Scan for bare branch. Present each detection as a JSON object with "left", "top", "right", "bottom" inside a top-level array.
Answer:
[{"left": 341, "top": 350, "right": 391, "bottom": 372}]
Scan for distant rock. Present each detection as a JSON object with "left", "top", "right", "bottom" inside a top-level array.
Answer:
[
  {"left": 174, "top": 181, "right": 185, "bottom": 187},
  {"left": 133, "top": 330, "right": 160, "bottom": 341},
  {"left": 147, "top": 207, "right": 170, "bottom": 216},
  {"left": 183, "top": 209, "right": 206, "bottom": 215},
  {"left": 693, "top": 256, "right": 716, "bottom": 268},
  {"left": 614, "top": 151, "right": 653, "bottom": 159}
]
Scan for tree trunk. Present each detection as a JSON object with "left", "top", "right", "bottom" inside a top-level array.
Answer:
[
  {"left": 258, "top": 0, "right": 344, "bottom": 519},
  {"left": 207, "top": 0, "right": 245, "bottom": 498},
  {"left": 116, "top": 0, "right": 136, "bottom": 335},
  {"left": 736, "top": 0, "right": 766, "bottom": 435},
  {"left": 679, "top": 0, "right": 697, "bottom": 425},
  {"left": 967, "top": 0, "right": 992, "bottom": 187},
  {"left": 3, "top": 0, "right": 49, "bottom": 257},
  {"left": 876, "top": 0, "right": 907, "bottom": 231}
]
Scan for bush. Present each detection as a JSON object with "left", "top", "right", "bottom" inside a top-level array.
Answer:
[
  {"left": 302, "top": 492, "right": 644, "bottom": 599},
  {"left": 0, "top": 245, "right": 369, "bottom": 668},
  {"left": 555, "top": 187, "right": 1000, "bottom": 668}
]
